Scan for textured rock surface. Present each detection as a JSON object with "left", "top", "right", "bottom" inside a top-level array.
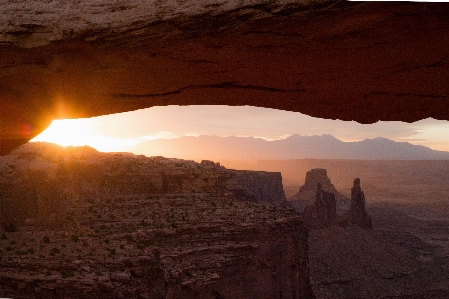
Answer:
[
  {"left": 289, "top": 169, "right": 349, "bottom": 214},
  {"left": 0, "top": 142, "right": 314, "bottom": 298},
  {"left": 307, "top": 225, "right": 445, "bottom": 299},
  {"left": 232, "top": 170, "right": 286, "bottom": 206},
  {"left": 0, "top": 198, "right": 314, "bottom": 299},
  {"left": 0, "top": 142, "right": 287, "bottom": 227},
  {"left": 0, "top": 0, "right": 314, "bottom": 48},
  {"left": 289, "top": 169, "right": 372, "bottom": 229},
  {"left": 345, "top": 178, "right": 372, "bottom": 228},
  {"left": 302, "top": 184, "right": 337, "bottom": 229},
  {"left": 1, "top": 1, "right": 449, "bottom": 154},
  {"left": 298, "top": 169, "right": 338, "bottom": 199}
]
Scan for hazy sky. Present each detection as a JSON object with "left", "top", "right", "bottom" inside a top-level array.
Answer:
[{"left": 32, "top": 105, "right": 449, "bottom": 152}]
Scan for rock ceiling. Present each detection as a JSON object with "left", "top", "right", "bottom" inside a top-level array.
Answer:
[{"left": 1, "top": 0, "right": 448, "bottom": 155}]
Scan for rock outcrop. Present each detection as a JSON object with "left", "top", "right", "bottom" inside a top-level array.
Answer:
[
  {"left": 302, "top": 183, "right": 337, "bottom": 229},
  {"left": 0, "top": 142, "right": 286, "bottom": 227},
  {"left": 0, "top": 142, "right": 314, "bottom": 299},
  {"left": 297, "top": 169, "right": 340, "bottom": 200},
  {"left": 299, "top": 169, "right": 337, "bottom": 197},
  {"left": 1, "top": 2, "right": 449, "bottom": 155},
  {"left": 231, "top": 170, "right": 286, "bottom": 206},
  {"left": 346, "top": 178, "right": 372, "bottom": 228},
  {"left": 289, "top": 168, "right": 349, "bottom": 214},
  {"left": 291, "top": 169, "right": 372, "bottom": 229},
  {"left": 0, "top": 195, "right": 314, "bottom": 299}
]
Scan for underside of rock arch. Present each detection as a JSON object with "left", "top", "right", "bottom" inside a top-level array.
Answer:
[{"left": 1, "top": 0, "right": 448, "bottom": 155}]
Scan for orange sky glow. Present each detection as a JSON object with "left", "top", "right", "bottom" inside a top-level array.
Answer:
[{"left": 31, "top": 105, "right": 449, "bottom": 153}]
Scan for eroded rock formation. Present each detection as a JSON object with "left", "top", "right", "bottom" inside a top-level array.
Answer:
[
  {"left": 0, "top": 195, "right": 314, "bottom": 299},
  {"left": 302, "top": 183, "right": 337, "bottom": 229},
  {"left": 292, "top": 169, "right": 372, "bottom": 229},
  {"left": 232, "top": 170, "right": 286, "bottom": 206},
  {"left": 0, "top": 142, "right": 314, "bottom": 298},
  {"left": 346, "top": 178, "right": 372, "bottom": 228},
  {"left": 289, "top": 168, "right": 349, "bottom": 214},
  {"left": 1, "top": 1, "right": 449, "bottom": 155},
  {"left": 0, "top": 142, "right": 287, "bottom": 227},
  {"left": 298, "top": 169, "right": 338, "bottom": 199}
]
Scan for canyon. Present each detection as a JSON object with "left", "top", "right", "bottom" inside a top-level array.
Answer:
[
  {"left": 1, "top": 1, "right": 449, "bottom": 297},
  {"left": 287, "top": 167, "right": 449, "bottom": 299},
  {"left": 0, "top": 142, "right": 313, "bottom": 299},
  {"left": 0, "top": 142, "right": 286, "bottom": 227},
  {"left": 2, "top": 143, "right": 449, "bottom": 298}
]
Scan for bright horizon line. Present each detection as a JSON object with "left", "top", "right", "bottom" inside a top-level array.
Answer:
[
  {"left": 28, "top": 106, "right": 449, "bottom": 153},
  {"left": 31, "top": 133, "right": 449, "bottom": 153}
]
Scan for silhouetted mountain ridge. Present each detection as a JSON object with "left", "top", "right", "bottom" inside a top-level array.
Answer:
[{"left": 128, "top": 135, "right": 449, "bottom": 160}]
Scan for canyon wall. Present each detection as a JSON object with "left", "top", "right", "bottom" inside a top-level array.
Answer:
[
  {"left": 289, "top": 168, "right": 349, "bottom": 215},
  {"left": 0, "top": 142, "right": 314, "bottom": 299},
  {"left": 232, "top": 170, "right": 286, "bottom": 206},
  {"left": 0, "top": 216, "right": 314, "bottom": 299},
  {"left": 0, "top": 142, "right": 287, "bottom": 226}
]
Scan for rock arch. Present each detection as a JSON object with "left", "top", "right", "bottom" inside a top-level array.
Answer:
[{"left": 1, "top": 1, "right": 448, "bottom": 155}]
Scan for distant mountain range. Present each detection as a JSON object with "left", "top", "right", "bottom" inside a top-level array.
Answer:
[{"left": 127, "top": 134, "right": 449, "bottom": 160}]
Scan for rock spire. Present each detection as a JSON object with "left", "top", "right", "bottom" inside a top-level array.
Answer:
[
  {"left": 347, "top": 178, "right": 372, "bottom": 228},
  {"left": 303, "top": 183, "right": 337, "bottom": 228}
]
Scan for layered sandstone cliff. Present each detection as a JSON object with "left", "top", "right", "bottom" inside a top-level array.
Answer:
[
  {"left": 232, "top": 170, "right": 286, "bottom": 206},
  {"left": 0, "top": 142, "right": 314, "bottom": 298},
  {"left": 0, "top": 142, "right": 286, "bottom": 227},
  {"left": 289, "top": 168, "right": 349, "bottom": 214},
  {"left": 0, "top": 196, "right": 314, "bottom": 299}
]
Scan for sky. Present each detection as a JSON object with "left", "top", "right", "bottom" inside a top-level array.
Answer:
[{"left": 31, "top": 105, "right": 449, "bottom": 152}]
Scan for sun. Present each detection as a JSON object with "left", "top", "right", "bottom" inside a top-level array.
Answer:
[
  {"left": 31, "top": 119, "right": 95, "bottom": 147},
  {"left": 30, "top": 118, "right": 134, "bottom": 152}
]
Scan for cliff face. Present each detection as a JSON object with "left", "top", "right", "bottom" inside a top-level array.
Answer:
[
  {"left": 300, "top": 169, "right": 335, "bottom": 192},
  {"left": 0, "top": 196, "right": 314, "bottom": 299},
  {"left": 0, "top": 142, "right": 314, "bottom": 298},
  {"left": 0, "top": 143, "right": 285, "bottom": 227},
  {"left": 297, "top": 169, "right": 338, "bottom": 199},
  {"left": 302, "top": 184, "right": 337, "bottom": 229},
  {"left": 232, "top": 170, "right": 286, "bottom": 206},
  {"left": 289, "top": 168, "right": 349, "bottom": 215}
]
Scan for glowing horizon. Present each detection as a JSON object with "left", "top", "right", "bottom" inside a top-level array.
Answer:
[{"left": 31, "top": 105, "right": 449, "bottom": 153}]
